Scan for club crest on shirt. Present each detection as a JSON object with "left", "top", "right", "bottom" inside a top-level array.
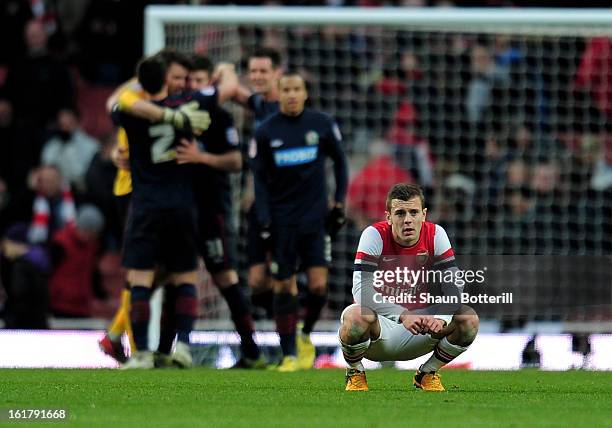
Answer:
[
  {"left": 416, "top": 250, "right": 429, "bottom": 266},
  {"left": 305, "top": 131, "right": 319, "bottom": 146},
  {"left": 270, "top": 139, "right": 284, "bottom": 148}
]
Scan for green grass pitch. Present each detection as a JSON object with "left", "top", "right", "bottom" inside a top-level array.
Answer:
[{"left": 1, "top": 369, "right": 611, "bottom": 427}]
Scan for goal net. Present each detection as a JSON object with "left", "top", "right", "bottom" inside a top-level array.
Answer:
[{"left": 146, "top": 6, "right": 612, "bottom": 328}]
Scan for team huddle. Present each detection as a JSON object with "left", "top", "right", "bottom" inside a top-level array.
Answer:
[{"left": 100, "top": 47, "right": 479, "bottom": 392}]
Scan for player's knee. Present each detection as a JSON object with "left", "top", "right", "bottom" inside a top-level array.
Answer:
[
  {"left": 273, "top": 278, "right": 295, "bottom": 294},
  {"left": 306, "top": 268, "right": 327, "bottom": 294},
  {"left": 127, "top": 270, "right": 155, "bottom": 287},
  {"left": 453, "top": 306, "right": 479, "bottom": 343},
  {"left": 340, "top": 305, "right": 376, "bottom": 343},
  {"left": 247, "top": 265, "right": 267, "bottom": 290},
  {"left": 342, "top": 305, "right": 376, "bottom": 328},
  {"left": 171, "top": 270, "right": 197, "bottom": 285},
  {"left": 213, "top": 270, "right": 238, "bottom": 289},
  {"left": 455, "top": 313, "right": 479, "bottom": 332}
]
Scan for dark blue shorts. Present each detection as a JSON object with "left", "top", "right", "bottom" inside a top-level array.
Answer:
[
  {"left": 271, "top": 220, "right": 331, "bottom": 280},
  {"left": 122, "top": 206, "right": 198, "bottom": 273},
  {"left": 115, "top": 193, "right": 131, "bottom": 229},
  {"left": 196, "top": 204, "right": 238, "bottom": 275}
]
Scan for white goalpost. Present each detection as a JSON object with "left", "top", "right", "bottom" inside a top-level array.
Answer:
[{"left": 144, "top": 7, "right": 612, "bottom": 55}]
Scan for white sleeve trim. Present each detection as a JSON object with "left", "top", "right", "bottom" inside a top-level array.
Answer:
[
  {"left": 433, "top": 224, "right": 452, "bottom": 257},
  {"left": 355, "top": 226, "right": 383, "bottom": 258},
  {"left": 352, "top": 225, "right": 405, "bottom": 322}
]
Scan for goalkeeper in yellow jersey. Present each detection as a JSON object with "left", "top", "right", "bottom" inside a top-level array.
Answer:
[{"left": 97, "top": 126, "right": 135, "bottom": 363}]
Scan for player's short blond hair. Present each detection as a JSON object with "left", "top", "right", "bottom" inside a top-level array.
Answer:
[{"left": 386, "top": 183, "right": 425, "bottom": 212}]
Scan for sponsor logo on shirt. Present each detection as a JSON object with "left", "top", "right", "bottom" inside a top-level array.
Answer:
[{"left": 273, "top": 146, "right": 318, "bottom": 167}]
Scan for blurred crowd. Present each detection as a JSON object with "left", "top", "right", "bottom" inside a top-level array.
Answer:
[{"left": 1, "top": 0, "right": 612, "bottom": 327}]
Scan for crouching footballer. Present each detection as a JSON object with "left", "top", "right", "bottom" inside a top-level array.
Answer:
[{"left": 339, "top": 183, "right": 479, "bottom": 392}]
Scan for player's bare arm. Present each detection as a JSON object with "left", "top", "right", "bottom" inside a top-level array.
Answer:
[
  {"left": 211, "top": 62, "right": 240, "bottom": 104},
  {"left": 219, "top": 62, "right": 252, "bottom": 106},
  {"left": 233, "top": 83, "right": 253, "bottom": 106},
  {"left": 175, "top": 138, "right": 242, "bottom": 171}
]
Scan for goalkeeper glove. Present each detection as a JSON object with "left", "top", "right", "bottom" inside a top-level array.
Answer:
[
  {"left": 162, "top": 101, "right": 211, "bottom": 133},
  {"left": 326, "top": 205, "right": 346, "bottom": 239}
]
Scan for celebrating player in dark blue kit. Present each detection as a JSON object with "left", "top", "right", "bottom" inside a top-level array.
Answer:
[
  {"left": 233, "top": 48, "right": 282, "bottom": 314},
  {"left": 252, "top": 72, "right": 349, "bottom": 371},
  {"left": 237, "top": 47, "right": 282, "bottom": 128},
  {"left": 234, "top": 49, "right": 347, "bottom": 368},
  {"left": 117, "top": 56, "right": 216, "bottom": 369},
  {"left": 173, "top": 55, "right": 265, "bottom": 369}
]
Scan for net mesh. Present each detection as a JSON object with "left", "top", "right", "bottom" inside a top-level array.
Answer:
[{"left": 161, "top": 19, "right": 612, "bottom": 323}]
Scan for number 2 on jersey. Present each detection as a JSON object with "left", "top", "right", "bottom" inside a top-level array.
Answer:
[{"left": 150, "top": 124, "right": 176, "bottom": 163}]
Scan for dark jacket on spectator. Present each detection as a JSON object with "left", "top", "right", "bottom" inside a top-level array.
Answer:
[{"left": 2, "top": 246, "right": 50, "bottom": 329}]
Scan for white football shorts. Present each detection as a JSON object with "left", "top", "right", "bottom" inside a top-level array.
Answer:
[{"left": 339, "top": 304, "right": 440, "bottom": 362}]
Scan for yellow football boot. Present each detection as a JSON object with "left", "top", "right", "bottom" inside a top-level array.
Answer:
[
  {"left": 276, "top": 356, "right": 299, "bottom": 372},
  {"left": 296, "top": 332, "right": 316, "bottom": 370},
  {"left": 345, "top": 368, "right": 369, "bottom": 391},
  {"left": 413, "top": 370, "right": 445, "bottom": 392}
]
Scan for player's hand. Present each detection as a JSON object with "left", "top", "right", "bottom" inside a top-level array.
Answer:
[
  {"left": 212, "top": 62, "right": 236, "bottom": 83},
  {"left": 163, "top": 101, "right": 211, "bottom": 134},
  {"left": 400, "top": 313, "right": 425, "bottom": 335},
  {"left": 326, "top": 204, "right": 346, "bottom": 239},
  {"left": 420, "top": 316, "right": 446, "bottom": 335},
  {"left": 176, "top": 138, "right": 206, "bottom": 164},
  {"left": 111, "top": 145, "right": 130, "bottom": 170},
  {"left": 179, "top": 101, "right": 210, "bottom": 134}
]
